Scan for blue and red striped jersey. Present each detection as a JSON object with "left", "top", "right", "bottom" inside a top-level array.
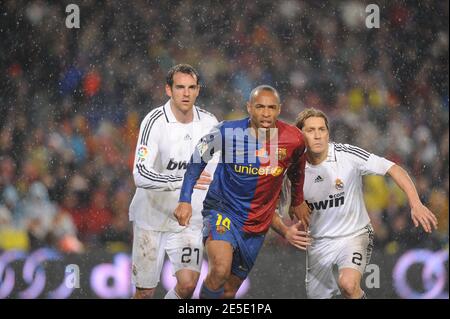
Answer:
[{"left": 180, "top": 118, "right": 306, "bottom": 234}]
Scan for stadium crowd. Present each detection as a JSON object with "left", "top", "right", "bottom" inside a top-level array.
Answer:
[{"left": 0, "top": 0, "right": 448, "bottom": 256}]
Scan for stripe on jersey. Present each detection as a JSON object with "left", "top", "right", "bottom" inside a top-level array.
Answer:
[
  {"left": 136, "top": 164, "right": 182, "bottom": 183},
  {"left": 198, "top": 108, "right": 214, "bottom": 118},
  {"left": 335, "top": 147, "right": 368, "bottom": 161},
  {"left": 335, "top": 144, "right": 369, "bottom": 161},
  {"left": 139, "top": 164, "right": 183, "bottom": 182},
  {"left": 141, "top": 110, "right": 163, "bottom": 145},
  {"left": 195, "top": 107, "right": 200, "bottom": 120},
  {"left": 346, "top": 145, "right": 370, "bottom": 157},
  {"left": 136, "top": 164, "right": 167, "bottom": 182},
  {"left": 141, "top": 164, "right": 182, "bottom": 182},
  {"left": 162, "top": 106, "right": 169, "bottom": 122}
]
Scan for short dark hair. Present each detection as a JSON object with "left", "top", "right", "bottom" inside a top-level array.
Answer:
[
  {"left": 248, "top": 85, "right": 281, "bottom": 104},
  {"left": 295, "top": 108, "right": 329, "bottom": 131},
  {"left": 166, "top": 64, "right": 200, "bottom": 87}
]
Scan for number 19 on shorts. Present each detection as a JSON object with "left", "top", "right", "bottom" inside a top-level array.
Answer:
[{"left": 216, "top": 213, "right": 231, "bottom": 230}]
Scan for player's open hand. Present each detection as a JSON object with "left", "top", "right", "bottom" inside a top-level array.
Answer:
[
  {"left": 290, "top": 201, "right": 312, "bottom": 228},
  {"left": 285, "top": 221, "right": 311, "bottom": 250},
  {"left": 194, "top": 171, "right": 212, "bottom": 190},
  {"left": 411, "top": 202, "right": 438, "bottom": 233},
  {"left": 174, "top": 202, "right": 192, "bottom": 226}
]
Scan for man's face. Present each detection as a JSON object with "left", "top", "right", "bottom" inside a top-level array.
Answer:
[
  {"left": 165, "top": 72, "right": 200, "bottom": 112},
  {"left": 247, "top": 91, "right": 281, "bottom": 129},
  {"left": 301, "top": 117, "right": 329, "bottom": 155}
]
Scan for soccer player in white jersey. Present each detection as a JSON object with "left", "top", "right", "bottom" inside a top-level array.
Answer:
[
  {"left": 129, "top": 64, "right": 218, "bottom": 299},
  {"left": 291, "top": 108, "right": 438, "bottom": 299}
]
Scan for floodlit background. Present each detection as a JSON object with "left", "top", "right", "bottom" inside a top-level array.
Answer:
[{"left": 0, "top": 0, "right": 448, "bottom": 299}]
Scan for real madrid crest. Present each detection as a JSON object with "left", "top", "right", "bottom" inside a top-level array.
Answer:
[{"left": 335, "top": 178, "right": 344, "bottom": 190}]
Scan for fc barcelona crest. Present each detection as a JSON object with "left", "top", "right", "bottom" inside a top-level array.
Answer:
[
  {"left": 216, "top": 225, "right": 227, "bottom": 235},
  {"left": 276, "top": 148, "right": 287, "bottom": 160}
]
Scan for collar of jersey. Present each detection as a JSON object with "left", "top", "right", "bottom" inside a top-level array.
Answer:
[{"left": 163, "top": 100, "right": 201, "bottom": 123}]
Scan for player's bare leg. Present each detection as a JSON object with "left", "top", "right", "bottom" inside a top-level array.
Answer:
[
  {"left": 338, "top": 268, "right": 365, "bottom": 299},
  {"left": 133, "top": 287, "right": 155, "bottom": 299},
  {"left": 223, "top": 274, "right": 244, "bottom": 299},
  {"left": 204, "top": 240, "right": 233, "bottom": 289},
  {"left": 166, "top": 269, "right": 200, "bottom": 299},
  {"left": 200, "top": 239, "right": 233, "bottom": 298}
]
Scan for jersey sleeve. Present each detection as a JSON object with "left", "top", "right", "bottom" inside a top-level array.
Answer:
[
  {"left": 339, "top": 143, "right": 395, "bottom": 176},
  {"left": 278, "top": 174, "right": 292, "bottom": 217},
  {"left": 179, "top": 122, "right": 223, "bottom": 203},
  {"left": 287, "top": 132, "right": 307, "bottom": 206},
  {"left": 207, "top": 113, "right": 219, "bottom": 126},
  {"left": 132, "top": 111, "right": 183, "bottom": 191}
]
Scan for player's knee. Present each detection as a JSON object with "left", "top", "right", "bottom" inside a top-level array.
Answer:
[
  {"left": 133, "top": 287, "right": 155, "bottom": 299},
  {"left": 176, "top": 280, "right": 197, "bottom": 298},
  {"left": 338, "top": 277, "right": 359, "bottom": 298},
  {"left": 210, "top": 264, "right": 231, "bottom": 283},
  {"left": 217, "top": 265, "right": 232, "bottom": 281}
]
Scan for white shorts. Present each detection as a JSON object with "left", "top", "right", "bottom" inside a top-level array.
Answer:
[
  {"left": 305, "top": 224, "right": 374, "bottom": 299},
  {"left": 131, "top": 223, "right": 203, "bottom": 289}
]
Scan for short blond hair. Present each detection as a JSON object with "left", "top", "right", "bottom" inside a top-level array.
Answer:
[{"left": 295, "top": 108, "right": 329, "bottom": 131}]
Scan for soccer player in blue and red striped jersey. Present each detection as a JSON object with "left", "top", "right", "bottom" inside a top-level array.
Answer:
[{"left": 174, "top": 85, "right": 311, "bottom": 299}]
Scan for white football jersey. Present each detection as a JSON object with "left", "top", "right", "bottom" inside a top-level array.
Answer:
[
  {"left": 304, "top": 143, "right": 394, "bottom": 239},
  {"left": 129, "top": 100, "right": 218, "bottom": 232}
]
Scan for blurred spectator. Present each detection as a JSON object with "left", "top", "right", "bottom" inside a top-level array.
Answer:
[
  {"left": 20, "top": 182, "right": 57, "bottom": 248},
  {"left": 52, "top": 207, "right": 84, "bottom": 254},
  {"left": 0, "top": 204, "right": 29, "bottom": 251},
  {"left": 82, "top": 190, "right": 113, "bottom": 244},
  {"left": 1, "top": 185, "right": 22, "bottom": 226}
]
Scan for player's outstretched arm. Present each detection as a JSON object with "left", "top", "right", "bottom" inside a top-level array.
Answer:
[
  {"left": 271, "top": 213, "right": 311, "bottom": 250},
  {"left": 179, "top": 124, "right": 222, "bottom": 204},
  {"left": 387, "top": 164, "right": 438, "bottom": 233},
  {"left": 287, "top": 146, "right": 311, "bottom": 226},
  {"left": 194, "top": 170, "right": 212, "bottom": 190},
  {"left": 176, "top": 124, "right": 223, "bottom": 226}
]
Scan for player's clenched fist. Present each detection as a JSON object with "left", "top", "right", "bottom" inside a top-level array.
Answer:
[{"left": 174, "top": 202, "right": 192, "bottom": 226}]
